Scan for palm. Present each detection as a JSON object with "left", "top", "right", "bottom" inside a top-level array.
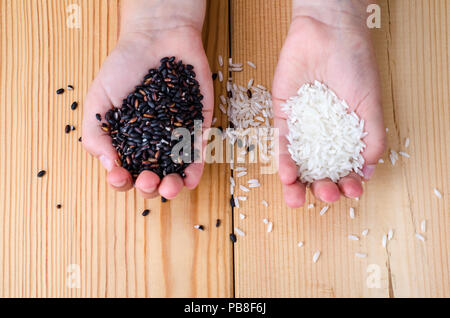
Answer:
[
  {"left": 82, "top": 28, "right": 214, "bottom": 199},
  {"left": 273, "top": 18, "right": 385, "bottom": 208}
]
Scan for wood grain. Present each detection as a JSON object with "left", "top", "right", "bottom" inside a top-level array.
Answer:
[
  {"left": 0, "top": 0, "right": 232, "bottom": 298},
  {"left": 231, "top": 0, "right": 449, "bottom": 297},
  {"left": 0, "top": 0, "right": 448, "bottom": 298}
]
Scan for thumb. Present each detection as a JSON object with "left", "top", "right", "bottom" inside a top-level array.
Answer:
[
  {"left": 358, "top": 94, "right": 386, "bottom": 179},
  {"left": 82, "top": 78, "right": 119, "bottom": 171}
]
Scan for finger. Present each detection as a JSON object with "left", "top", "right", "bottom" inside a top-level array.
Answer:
[
  {"left": 136, "top": 188, "right": 160, "bottom": 200},
  {"left": 282, "top": 181, "right": 306, "bottom": 208},
  {"left": 106, "top": 167, "right": 133, "bottom": 191},
  {"left": 356, "top": 88, "right": 386, "bottom": 178},
  {"left": 158, "top": 173, "right": 184, "bottom": 200},
  {"left": 82, "top": 78, "right": 118, "bottom": 171},
  {"left": 184, "top": 163, "right": 204, "bottom": 190},
  {"left": 135, "top": 170, "right": 161, "bottom": 196},
  {"left": 274, "top": 114, "right": 298, "bottom": 186},
  {"left": 337, "top": 172, "right": 363, "bottom": 199},
  {"left": 311, "top": 179, "right": 340, "bottom": 203}
]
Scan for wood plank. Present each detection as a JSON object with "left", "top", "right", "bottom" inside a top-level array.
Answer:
[
  {"left": 0, "top": 0, "right": 232, "bottom": 297},
  {"left": 231, "top": 0, "right": 449, "bottom": 297}
]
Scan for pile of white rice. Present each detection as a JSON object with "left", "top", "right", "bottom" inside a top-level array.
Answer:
[{"left": 282, "top": 81, "right": 367, "bottom": 183}]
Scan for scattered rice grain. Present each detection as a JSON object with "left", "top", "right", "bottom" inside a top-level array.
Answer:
[
  {"left": 234, "top": 227, "right": 245, "bottom": 236},
  {"left": 319, "top": 206, "right": 329, "bottom": 216},
  {"left": 312, "top": 250, "right": 321, "bottom": 263}
]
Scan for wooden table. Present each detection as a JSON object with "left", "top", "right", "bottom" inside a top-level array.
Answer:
[{"left": 0, "top": 0, "right": 448, "bottom": 298}]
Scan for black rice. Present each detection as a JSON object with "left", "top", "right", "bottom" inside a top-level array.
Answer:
[
  {"left": 37, "top": 170, "right": 46, "bottom": 178},
  {"left": 212, "top": 73, "right": 218, "bottom": 80},
  {"left": 161, "top": 196, "right": 168, "bottom": 203},
  {"left": 67, "top": 85, "right": 74, "bottom": 90},
  {"left": 56, "top": 88, "right": 64, "bottom": 95},
  {"left": 65, "top": 125, "right": 71, "bottom": 134},
  {"left": 230, "top": 233, "right": 237, "bottom": 243},
  {"left": 103, "top": 57, "right": 204, "bottom": 180},
  {"left": 95, "top": 113, "right": 102, "bottom": 121},
  {"left": 71, "top": 102, "right": 78, "bottom": 110},
  {"left": 230, "top": 196, "right": 235, "bottom": 208},
  {"left": 56, "top": 204, "right": 62, "bottom": 209},
  {"left": 216, "top": 219, "right": 221, "bottom": 227},
  {"left": 141, "top": 209, "right": 150, "bottom": 216}
]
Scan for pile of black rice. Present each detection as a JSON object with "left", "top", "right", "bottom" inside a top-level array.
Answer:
[{"left": 101, "top": 57, "right": 203, "bottom": 180}]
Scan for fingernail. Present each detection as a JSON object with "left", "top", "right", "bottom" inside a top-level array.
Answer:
[
  {"left": 99, "top": 155, "right": 114, "bottom": 171},
  {"left": 112, "top": 179, "right": 127, "bottom": 188},
  {"left": 141, "top": 187, "right": 156, "bottom": 194},
  {"left": 363, "top": 165, "right": 376, "bottom": 179}
]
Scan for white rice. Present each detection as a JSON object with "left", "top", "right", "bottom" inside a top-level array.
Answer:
[
  {"left": 247, "top": 78, "right": 254, "bottom": 88},
  {"left": 226, "top": 81, "right": 273, "bottom": 131},
  {"left": 421, "top": 220, "right": 426, "bottom": 233},
  {"left": 349, "top": 207, "right": 355, "bottom": 219},
  {"left": 212, "top": 117, "right": 217, "bottom": 126},
  {"left": 388, "top": 229, "right": 394, "bottom": 240},
  {"left": 234, "top": 197, "right": 240, "bottom": 208},
  {"left": 238, "top": 196, "right": 247, "bottom": 202},
  {"left": 235, "top": 167, "right": 246, "bottom": 172},
  {"left": 239, "top": 213, "right": 246, "bottom": 220},
  {"left": 248, "top": 179, "right": 259, "bottom": 184},
  {"left": 297, "top": 241, "right": 304, "bottom": 247},
  {"left": 355, "top": 252, "right": 367, "bottom": 258},
  {"left": 247, "top": 61, "right": 257, "bottom": 69},
  {"left": 433, "top": 188, "right": 442, "bottom": 198},
  {"left": 378, "top": 159, "right": 384, "bottom": 164},
  {"left": 355, "top": 197, "right": 359, "bottom": 201},
  {"left": 312, "top": 250, "right": 321, "bottom": 263},
  {"left": 415, "top": 233, "right": 425, "bottom": 242},
  {"left": 220, "top": 95, "right": 227, "bottom": 105},
  {"left": 263, "top": 218, "right": 269, "bottom": 224},
  {"left": 382, "top": 235, "right": 387, "bottom": 248},
  {"left": 239, "top": 185, "right": 250, "bottom": 192},
  {"left": 362, "top": 229, "right": 369, "bottom": 236},
  {"left": 194, "top": 224, "right": 202, "bottom": 230},
  {"left": 386, "top": 128, "right": 389, "bottom": 132},
  {"left": 319, "top": 206, "right": 329, "bottom": 216},
  {"left": 348, "top": 235, "right": 359, "bottom": 241},
  {"left": 399, "top": 151, "right": 410, "bottom": 158},
  {"left": 230, "top": 176, "right": 235, "bottom": 186},
  {"left": 236, "top": 171, "right": 247, "bottom": 178},
  {"left": 307, "top": 203, "right": 314, "bottom": 209},
  {"left": 405, "top": 137, "right": 410, "bottom": 148},
  {"left": 219, "top": 104, "right": 227, "bottom": 114},
  {"left": 282, "top": 81, "right": 366, "bottom": 183},
  {"left": 218, "top": 55, "right": 223, "bottom": 67},
  {"left": 234, "top": 227, "right": 245, "bottom": 237},
  {"left": 218, "top": 70, "right": 223, "bottom": 82},
  {"left": 261, "top": 200, "right": 269, "bottom": 207},
  {"left": 267, "top": 222, "right": 273, "bottom": 233}
]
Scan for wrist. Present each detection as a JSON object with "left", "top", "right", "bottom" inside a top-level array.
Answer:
[
  {"left": 292, "top": 0, "right": 373, "bottom": 30},
  {"left": 120, "top": 0, "right": 206, "bottom": 38}
]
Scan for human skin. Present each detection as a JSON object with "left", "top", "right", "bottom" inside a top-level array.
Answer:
[
  {"left": 272, "top": 0, "right": 386, "bottom": 208},
  {"left": 82, "top": 0, "right": 212, "bottom": 199}
]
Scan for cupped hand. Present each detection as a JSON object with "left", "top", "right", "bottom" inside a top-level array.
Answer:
[
  {"left": 272, "top": 15, "right": 386, "bottom": 208},
  {"left": 82, "top": 27, "right": 213, "bottom": 199}
]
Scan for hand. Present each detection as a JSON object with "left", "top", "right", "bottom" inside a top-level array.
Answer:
[
  {"left": 82, "top": 0, "right": 213, "bottom": 199},
  {"left": 272, "top": 1, "right": 386, "bottom": 208}
]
